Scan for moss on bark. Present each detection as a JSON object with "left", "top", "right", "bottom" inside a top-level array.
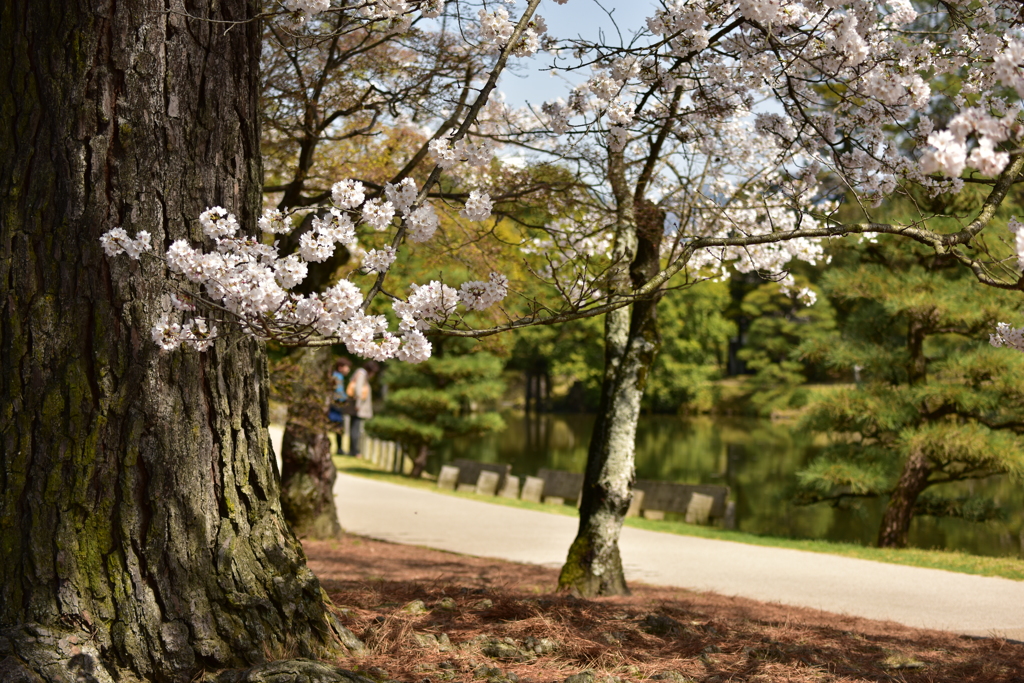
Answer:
[{"left": 0, "top": 2, "right": 346, "bottom": 680}]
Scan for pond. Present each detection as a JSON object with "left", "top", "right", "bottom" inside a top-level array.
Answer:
[{"left": 433, "top": 413, "right": 1024, "bottom": 558}]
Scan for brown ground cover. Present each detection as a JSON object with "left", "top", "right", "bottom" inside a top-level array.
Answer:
[{"left": 304, "top": 535, "right": 1024, "bottom": 683}]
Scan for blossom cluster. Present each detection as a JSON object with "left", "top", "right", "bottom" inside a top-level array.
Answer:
[
  {"left": 478, "top": 8, "right": 515, "bottom": 51},
  {"left": 460, "top": 190, "right": 494, "bottom": 222},
  {"left": 428, "top": 131, "right": 496, "bottom": 172},
  {"left": 285, "top": 0, "right": 446, "bottom": 29},
  {"left": 474, "top": 7, "right": 546, "bottom": 57},
  {"left": 362, "top": 246, "right": 398, "bottom": 273},
  {"left": 100, "top": 198, "right": 508, "bottom": 361},
  {"left": 100, "top": 228, "right": 152, "bottom": 260},
  {"left": 283, "top": 0, "right": 330, "bottom": 19},
  {"left": 458, "top": 272, "right": 508, "bottom": 311},
  {"left": 990, "top": 322, "right": 1024, "bottom": 353},
  {"left": 920, "top": 107, "right": 1020, "bottom": 178}
]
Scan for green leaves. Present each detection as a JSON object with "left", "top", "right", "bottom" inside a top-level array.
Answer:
[
  {"left": 365, "top": 350, "right": 507, "bottom": 457},
  {"left": 794, "top": 229, "right": 1024, "bottom": 533}
]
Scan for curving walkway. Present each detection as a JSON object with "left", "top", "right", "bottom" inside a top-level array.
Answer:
[{"left": 333, "top": 472, "right": 1024, "bottom": 641}]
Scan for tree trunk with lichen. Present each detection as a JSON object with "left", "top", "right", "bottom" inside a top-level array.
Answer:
[
  {"left": 0, "top": 2, "right": 351, "bottom": 681},
  {"left": 558, "top": 299, "right": 660, "bottom": 597},
  {"left": 280, "top": 347, "right": 343, "bottom": 540},
  {"left": 558, "top": 154, "right": 663, "bottom": 596}
]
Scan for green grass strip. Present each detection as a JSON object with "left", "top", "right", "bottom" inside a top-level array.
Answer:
[{"left": 334, "top": 456, "right": 1024, "bottom": 582}]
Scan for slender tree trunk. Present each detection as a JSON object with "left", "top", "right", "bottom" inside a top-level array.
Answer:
[
  {"left": 558, "top": 148, "right": 663, "bottom": 595},
  {"left": 877, "top": 448, "right": 932, "bottom": 548},
  {"left": 410, "top": 444, "right": 430, "bottom": 479},
  {"left": 280, "top": 348, "right": 343, "bottom": 539},
  {"left": 558, "top": 299, "right": 660, "bottom": 596},
  {"left": 0, "top": 2, "right": 350, "bottom": 681}
]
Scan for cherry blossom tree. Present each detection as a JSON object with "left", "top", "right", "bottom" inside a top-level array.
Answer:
[{"left": 467, "top": 0, "right": 1023, "bottom": 594}]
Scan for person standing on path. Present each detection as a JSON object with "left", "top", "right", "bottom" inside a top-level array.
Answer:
[
  {"left": 328, "top": 357, "right": 352, "bottom": 455},
  {"left": 347, "top": 360, "right": 379, "bottom": 457}
]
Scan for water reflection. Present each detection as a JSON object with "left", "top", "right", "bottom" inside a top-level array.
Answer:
[{"left": 432, "top": 413, "right": 1023, "bottom": 558}]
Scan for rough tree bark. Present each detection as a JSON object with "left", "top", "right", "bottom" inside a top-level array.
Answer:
[
  {"left": 280, "top": 347, "right": 343, "bottom": 540},
  {"left": 877, "top": 448, "right": 933, "bottom": 548},
  {"left": 557, "top": 151, "right": 662, "bottom": 597},
  {"left": 0, "top": 2, "right": 353, "bottom": 681}
]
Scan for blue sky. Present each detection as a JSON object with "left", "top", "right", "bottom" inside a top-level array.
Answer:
[{"left": 497, "top": 0, "right": 658, "bottom": 108}]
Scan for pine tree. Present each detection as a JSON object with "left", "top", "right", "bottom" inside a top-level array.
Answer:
[
  {"left": 795, "top": 236, "right": 1024, "bottom": 548},
  {"left": 366, "top": 350, "right": 506, "bottom": 478}
]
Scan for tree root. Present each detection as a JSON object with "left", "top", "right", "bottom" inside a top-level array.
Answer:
[{"left": 213, "top": 659, "right": 375, "bottom": 683}]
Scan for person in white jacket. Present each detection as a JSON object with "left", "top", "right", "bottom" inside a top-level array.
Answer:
[{"left": 346, "top": 360, "right": 379, "bottom": 457}]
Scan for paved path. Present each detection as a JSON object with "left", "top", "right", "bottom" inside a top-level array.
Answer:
[{"left": 334, "top": 473, "right": 1024, "bottom": 640}]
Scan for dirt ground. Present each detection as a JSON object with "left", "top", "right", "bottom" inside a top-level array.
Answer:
[{"left": 303, "top": 535, "right": 1024, "bottom": 683}]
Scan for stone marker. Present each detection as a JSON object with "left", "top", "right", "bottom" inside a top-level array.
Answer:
[
  {"left": 544, "top": 496, "right": 566, "bottom": 506},
  {"left": 626, "top": 489, "right": 645, "bottom": 518},
  {"left": 634, "top": 479, "right": 730, "bottom": 519},
  {"left": 685, "top": 492, "right": 714, "bottom": 525},
  {"left": 438, "top": 465, "right": 460, "bottom": 491},
  {"left": 643, "top": 509, "right": 665, "bottom": 521},
  {"left": 521, "top": 476, "right": 545, "bottom": 503},
  {"left": 499, "top": 475, "right": 521, "bottom": 499},
  {"left": 456, "top": 483, "right": 476, "bottom": 493},
  {"left": 537, "top": 468, "right": 584, "bottom": 503},
  {"left": 476, "top": 470, "right": 501, "bottom": 496},
  {"left": 452, "top": 458, "right": 511, "bottom": 490}
]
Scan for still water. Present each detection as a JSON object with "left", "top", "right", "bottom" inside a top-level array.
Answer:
[{"left": 433, "top": 413, "right": 1024, "bottom": 558}]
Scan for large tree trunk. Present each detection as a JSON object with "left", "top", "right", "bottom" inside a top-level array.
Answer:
[
  {"left": 0, "top": 2, "right": 349, "bottom": 681},
  {"left": 558, "top": 147, "right": 663, "bottom": 596},
  {"left": 877, "top": 448, "right": 933, "bottom": 548},
  {"left": 280, "top": 348, "right": 343, "bottom": 539}
]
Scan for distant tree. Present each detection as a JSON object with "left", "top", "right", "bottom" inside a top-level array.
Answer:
[
  {"left": 366, "top": 349, "right": 506, "bottom": 478},
  {"left": 645, "top": 281, "right": 737, "bottom": 413},
  {"left": 795, "top": 237, "right": 1024, "bottom": 548},
  {"left": 736, "top": 276, "right": 837, "bottom": 414},
  {"left": 508, "top": 315, "right": 605, "bottom": 412}
]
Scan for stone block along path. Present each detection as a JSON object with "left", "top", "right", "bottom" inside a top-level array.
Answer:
[{"left": 334, "top": 472, "right": 1024, "bottom": 641}]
